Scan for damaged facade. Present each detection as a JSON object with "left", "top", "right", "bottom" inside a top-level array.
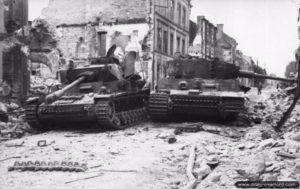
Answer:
[
  {"left": 215, "top": 24, "right": 237, "bottom": 64},
  {"left": 188, "top": 16, "right": 237, "bottom": 64},
  {"left": 41, "top": 0, "right": 191, "bottom": 88},
  {"left": 188, "top": 16, "right": 217, "bottom": 60},
  {"left": 0, "top": 0, "right": 29, "bottom": 103}
]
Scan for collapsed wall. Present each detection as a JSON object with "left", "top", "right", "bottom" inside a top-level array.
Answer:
[{"left": 41, "top": 0, "right": 154, "bottom": 81}]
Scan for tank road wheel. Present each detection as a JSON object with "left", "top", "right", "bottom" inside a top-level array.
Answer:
[
  {"left": 25, "top": 103, "right": 49, "bottom": 132},
  {"left": 107, "top": 101, "right": 122, "bottom": 126},
  {"left": 95, "top": 100, "right": 123, "bottom": 130},
  {"left": 148, "top": 93, "right": 170, "bottom": 121}
]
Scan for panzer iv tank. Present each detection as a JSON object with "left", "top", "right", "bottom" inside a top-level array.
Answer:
[
  {"left": 26, "top": 46, "right": 150, "bottom": 131},
  {"left": 148, "top": 58, "right": 295, "bottom": 120}
]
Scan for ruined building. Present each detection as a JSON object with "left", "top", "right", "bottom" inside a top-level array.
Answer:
[
  {"left": 188, "top": 16, "right": 237, "bottom": 65},
  {"left": 41, "top": 0, "right": 191, "bottom": 88},
  {"left": 189, "top": 16, "right": 217, "bottom": 60},
  {"left": 215, "top": 24, "right": 238, "bottom": 64},
  {"left": 0, "top": 0, "right": 29, "bottom": 103}
]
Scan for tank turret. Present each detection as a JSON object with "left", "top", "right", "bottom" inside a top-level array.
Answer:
[
  {"left": 149, "top": 57, "right": 294, "bottom": 121},
  {"left": 166, "top": 58, "right": 295, "bottom": 82}
]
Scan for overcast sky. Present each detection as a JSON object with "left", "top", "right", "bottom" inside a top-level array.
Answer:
[
  {"left": 190, "top": 0, "right": 299, "bottom": 76},
  {"left": 29, "top": 0, "right": 299, "bottom": 76},
  {"left": 28, "top": 0, "right": 48, "bottom": 20}
]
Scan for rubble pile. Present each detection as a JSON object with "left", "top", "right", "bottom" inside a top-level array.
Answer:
[
  {"left": 165, "top": 89, "right": 300, "bottom": 189},
  {"left": 234, "top": 89, "right": 294, "bottom": 128},
  {"left": 172, "top": 130, "right": 300, "bottom": 188},
  {"left": 0, "top": 101, "right": 34, "bottom": 141},
  {"left": 30, "top": 75, "right": 61, "bottom": 96}
]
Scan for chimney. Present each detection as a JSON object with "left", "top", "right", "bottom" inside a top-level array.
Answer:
[
  {"left": 217, "top": 24, "right": 223, "bottom": 32},
  {"left": 197, "top": 16, "right": 205, "bottom": 24},
  {"left": 97, "top": 31, "right": 107, "bottom": 57}
]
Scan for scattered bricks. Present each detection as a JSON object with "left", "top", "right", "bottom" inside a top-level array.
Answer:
[
  {"left": 291, "top": 132, "right": 300, "bottom": 142},
  {"left": 259, "top": 138, "right": 275, "bottom": 149},
  {"left": 261, "top": 173, "right": 278, "bottom": 181},
  {"left": 237, "top": 143, "right": 245, "bottom": 150},
  {"left": 284, "top": 140, "right": 300, "bottom": 153},
  {"left": 277, "top": 151, "right": 297, "bottom": 159},
  {"left": 253, "top": 116, "right": 263, "bottom": 124},
  {"left": 205, "top": 146, "right": 217, "bottom": 155},
  {"left": 265, "top": 162, "right": 282, "bottom": 173},
  {"left": 194, "top": 164, "right": 212, "bottom": 179},
  {"left": 245, "top": 143, "right": 256, "bottom": 149},
  {"left": 205, "top": 156, "right": 220, "bottom": 168},
  {"left": 174, "top": 123, "right": 203, "bottom": 134},
  {"left": 289, "top": 118, "right": 297, "bottom": 123},
  {"left": 210, "top": 173, "right": 221, "bottom": 182},
  {"left": 294, "top": 162, "right": 300, "bottom": 174}
]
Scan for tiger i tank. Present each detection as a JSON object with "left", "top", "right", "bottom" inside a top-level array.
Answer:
[
  {"left": 148, "top": 57, "right": 295, "bottom": 120},
  {"left": 25, "top": 46, "right": 150, "bottom": 131}
]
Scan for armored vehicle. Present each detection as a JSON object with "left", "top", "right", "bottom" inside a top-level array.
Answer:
[
  {"left": 148, "top": 58, "right": 295, "bottom": 120},
  {"left": 25, "top": 46, "right": 150, "bottom": 131}
]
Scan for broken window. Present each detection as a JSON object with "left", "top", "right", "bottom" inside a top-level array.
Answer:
[
  {"left": 155, "top": 0, "right": 169, "bottom": 16},
  {"left": 170, "top": 33, "right": 174, "bottom": 55},
  {"left": 177, "top": 3, "right": 181, "bottom": 26},
  {"left": 157, "top": 27, "right": 162, "bottom": 51},
  {"left": 182, "top": 39, "right": 185, "bottom": 54},
  {"left": 163, "top": 30, "right": 168, "bottom": 54},
  {"left": 170, "top": 0, "right": 175, "bottom": 20},
  {"left": 182, "top": 7, "right": 186, "bottom": 28},
  {"left": 176, "top": 36, "right": 180, "bottom": 53}
]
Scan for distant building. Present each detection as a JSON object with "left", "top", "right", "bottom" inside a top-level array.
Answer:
[
  {"left": 235, "top": 50, "right": 254, "bottom": 86},
  {"left": 267, "top": 73, "right": 279, "bottom": 87},
  {"left": 215, "top": 24, "right": 237, "bottom": 64},
  {"left": 42, "top": 0, "right": 191, "bottom": 89},
  {"left": 188, "top": 16, "right": 217, "bottom": 60}
]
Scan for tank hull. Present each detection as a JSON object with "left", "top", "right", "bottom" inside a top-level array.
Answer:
[{"left": 26, "top": 90, "right": 149, "bottom": 131}]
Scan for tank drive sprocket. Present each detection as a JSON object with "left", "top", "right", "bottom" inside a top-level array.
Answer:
[{"left": 25, "top": 102, "right": 49, "bottom": 132}]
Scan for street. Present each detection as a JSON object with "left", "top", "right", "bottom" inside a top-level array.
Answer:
[{"left": 1, "top": 88, "right": 299, "bottom": 189}]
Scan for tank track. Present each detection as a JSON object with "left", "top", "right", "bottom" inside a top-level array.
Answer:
[
  {"left": 95, "top": 94, "right": 148, "bottom": 130},
  {"left": 148, "top": 93, "right": 170, "bottom": 120},
  {"left": 8, "top": 161, "right": 87, "bottom": 172},
  {"left": 25, "top": 103, "right": 49, "bottom": 132}
]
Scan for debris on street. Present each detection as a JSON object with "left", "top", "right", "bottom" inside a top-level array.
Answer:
[
  {"left": 30, "top": 75, "right": 61, "bottom": 96},
  {"left": 0, "top": 101, "right": 35, "bottom": 141},
  {"left": 65, "top": 173, "right": 104, "bottom": 184}
]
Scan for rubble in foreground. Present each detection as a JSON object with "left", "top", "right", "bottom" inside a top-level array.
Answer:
[
  {"left": 0, "top": 88, "right": 299, "bottom": 189},
  {"left": 174, "top": 89, "right": 300, "bottom": 189},
  {"left": 0, "top": 101, "right": 35, "bottom": 142}
]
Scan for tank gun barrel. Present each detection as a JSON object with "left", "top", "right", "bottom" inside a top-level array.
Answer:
[
  {"left": 238, "top": 70, "right": 296, "bottom": 83},
  {"left": 45, "top": 76, "right": 86, "bottom": 103}
]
